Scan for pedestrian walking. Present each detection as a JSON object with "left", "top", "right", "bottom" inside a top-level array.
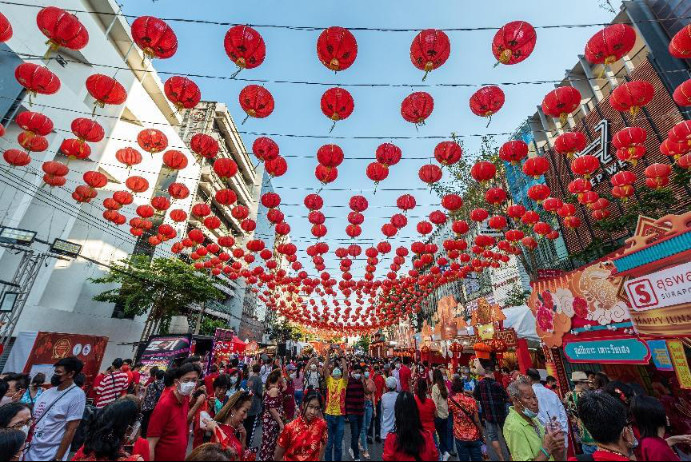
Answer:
[{"left": 258, "top": 370, "right": 285, "bottom": 461}]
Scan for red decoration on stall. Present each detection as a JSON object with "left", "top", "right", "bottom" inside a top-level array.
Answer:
[
  {"left": 493, "top": 21, "right": 537, "bottom": 65},
  {"left": 131, "top": 16, "right": 178, "bottom": 59},
  {"left": 164, "top": 76, "right": 201, "bottom": 111},
  {"left": 401, "top": 92, "right": 434, "bottom": 126},
  {"left": 317, "top": 27, "right": 358, "bottom": 72},
  {"left": 224, "top": 25, "right": 266, "bottom": 75},
  {"left": 86, "top": 74, "right": 127, "bottom": 109},
  {"left": 15, "top": 63, "right": 61, "bottom": 97},
  {"left": 499, "top": 140, "right": 528, "bottom": 165},
  {"left": 239, "top": 85, "right": 274, "bottom": 121},
  {"left": 585, "top": 24, "right": 637, "bottom": 65},
  {"left": 410, "top": 29, "right": 451, "bottom": 80},
  {"left": 542, "top": 87, "right": 582, "bottom": 123},
  {"left": 36, "top": 6, "right": 89, "bottom": 54}
]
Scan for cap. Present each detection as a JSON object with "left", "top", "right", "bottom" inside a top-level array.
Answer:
[
  {"left": 386, "top": 376, "right": 397, "bottom": 390},
  {"left": 286, "top": 364, "right": 297, "bottom": 371}
]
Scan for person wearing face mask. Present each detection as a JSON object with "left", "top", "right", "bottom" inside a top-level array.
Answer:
[
  {"left": 0, "top": 428, "right": 26, "bottom": 462},
  {"left": 274, "top": 391, "right": 328, "bottom": 461},
  {"left": 284, "top": 365, "right": 297, "bottom": 421},
  {"left": 192, "top": 374, "right": 231, "bottom": 449},
  {"left": 0, "top": 374, "right": 29, "bottom": 406},
  {"left": 304, "top": 357, "right": 321, "bottom": 393},
  {"left": 146, "top": 363, "right": 202, "bottom": 461},
  {"left": 244, "top": 364, "right": 263, "bottom": 448},
  {"left": 359, "top": 367, "right": 376, "bottom": 460},
  {"left": 568, "top": 392, "right": 638, "bottom": 462},
  {"left": 504, "top": 376, "right": 566, "bottom": 461},
  {"left": 322, "top": 352, "right": 348, "bottom": 461},
  {"left": 25, "top": 357, "right": 86, "bottom": 462},
  {"left": 0, "top": 402, "right": 32, "bottom": 439},
  {"left": 345, "top": 365, "right": 366, "bottom": 461}
]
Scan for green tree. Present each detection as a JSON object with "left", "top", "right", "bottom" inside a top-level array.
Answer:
[
  {"left": 504, "top": 284, "right": 531, "bottom": 307},
  {"left": 266, "top": 318, "right": 301, "bottom": 343},
  {"left": 90, "top": 255, "right": 225, "bottom": 343},
  {"left": 198, "top": 317, "right": 228, "bottom": 336},
  {"left": 355, "top": 336, "right": 371, "bottom": 353}
]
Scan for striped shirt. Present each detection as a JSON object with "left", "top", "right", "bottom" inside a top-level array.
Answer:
[
  {"left": 94, "top": 371, "right": 129, "bottom": 408},
  {"left": 345, "top": 378, "right": 365, "bottom": 416}
]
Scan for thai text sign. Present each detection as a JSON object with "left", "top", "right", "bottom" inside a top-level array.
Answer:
[
  {"left": 625, "top": 262, "right": 691, "bottom": 312},
  {"left": 667, "top": 340, "right": 691, "bottom": 390},
  {"left": 564, "top": 338, "right": 651, "bottom": 365}
]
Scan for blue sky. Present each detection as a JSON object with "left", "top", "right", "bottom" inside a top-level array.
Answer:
[{"left": 120, "top": 0, "right": 622, "bottom": 277}]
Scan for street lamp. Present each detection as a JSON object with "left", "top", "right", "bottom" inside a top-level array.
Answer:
[
  {"left": 0, "top": 292, "right": 19, "bottom": 313},
  {"left": 0, "top": 227, "right": 36, "bottom": 246}
]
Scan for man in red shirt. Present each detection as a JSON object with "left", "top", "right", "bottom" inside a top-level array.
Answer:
[
  {"left": 203, "top": 364, "right": 220, "bottom": 393},
  {"left": 94, "top": 359, "right": 129, "bottom": 409},
  {"left": 399, "top": 357, "right": 412, "bottom": 393},
  {"left": 147, "top": 362, "right": 202, "bottom": 461}
]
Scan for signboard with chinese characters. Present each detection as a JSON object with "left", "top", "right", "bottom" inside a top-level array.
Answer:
[
  {"left": 667, "top": 340, "right": 691, "bottom": 390},
  {"left": 564, "top": 338, "right": 651, "bottom": 365}
]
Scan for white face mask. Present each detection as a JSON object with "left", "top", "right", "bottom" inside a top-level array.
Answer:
[
  {"left": 353, "top": 373, "right": 362, "bottom": 381},
  {"left": 230, "top": 376, "right": 238, "bottom": 385},
  {"left": 178, "top": 381, "right": 196, "bottom": 396},
  {"left": 395, "top": 364, "right": 401, "bottom": 370},
  {"left": 311, "top": 364, "right": 317, "bottom": 371},
  {"left": 20, "top": 425, "right": 30, "bottom": 437}
]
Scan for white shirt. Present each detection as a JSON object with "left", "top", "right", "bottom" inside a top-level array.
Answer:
[
  {"left": 380, "top": 391, "right": 399, "bottom": 440},
  {"left": 392, "top": 369, "right": 402, "bottom": 392},
  {"left": 260, "top": 364, "right": 271, "bottom": 384},
  {"left": 533, "top": 383, "right": 569, "bottom": 448},
  {"left": 25, "top": 385, "right": 86, "bottom": 461}
]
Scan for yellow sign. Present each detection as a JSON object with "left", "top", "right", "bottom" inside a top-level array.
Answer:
[
  {"left": 478, "top": 324, "right": 495, "bottom": 340},
  {"left": 667, "top": 340, "right": 691, "bottom": 390}
]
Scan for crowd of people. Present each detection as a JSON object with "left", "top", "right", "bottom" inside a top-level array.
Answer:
[{"left": 0, "top": 348, "right": 689, "bottom": 461}]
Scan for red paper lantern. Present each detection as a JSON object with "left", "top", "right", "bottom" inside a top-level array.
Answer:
[
  {"left": 469, "top": 86, "right": 505, "bottom": 121},
  {"left": 164, "top": 76, "right": 201, "bottom": 110},
  {"left": 168, "top": 183, "right": 190, "bottom": 201},
  {"left": 528, "top": 184, "right": 551, "bottom": 203},
  {"left": 645, "top": 163, "right": 672, "bottom": 180},
  {"left": 430, "top": 211, "right": 448, "bottom": 226},
  {"left": 42, "top": 160, "right": 69, "bottom": 177},
  {"left": 265, "top": 156, "right": 288, "bottom": 178},
  {"left": 401, "top": 92, "right": 434, "bottom": 126},
  {"left": 224, "top": 25, "right": 266, "bottom": 74},
  {"left": 571, "top": 155, "right": 600, "bottom": 178},
  {"left": 568, "top": 178, "right": 592, "bottom": 197},
  {"left": 73, "top": 185, "right": 98, "bottom": 204},
  {"left": 15, "top": 63, "right": 60, "bottom": 96},
  {"left": 434, "top": 141, "right": 463, "bottom": 166},
  {"left": 506, "top": 230, "right": 525, "bottom": 243},
  {"left": 305, "top": 194, "right": 324, "bottom": 211},
  {"left": 522, "top": 156, "right": 550, "bottom": 178},
  {"left": 534, "top": 222, "right": 552, "bottom": 236},
  {"left": 542, "top": 197, "right": 563, "bottom": 213},
  {"left": 214, "top": 158, "right": 239, "bottom": 179},
  {"left": 612, "top": 185, "right": 635, "bottom": 201},
  {"left": 36, "top": 6, "right": 89, "bottom": 52},
  {"left": 350, "top": 196, "right": 369, "bottom": 212},
  {"left": 162, "top": 150, "right": 188, "bottom": 171},
  {"left": 83, "top": 171, "right": 107, "bottom": 189},
  {"left": 613, "top": 127, "right": 647, "bottom": 150},
  {"left": 136, "top": 205, "right": 155, "bottom": 219},
  {"left": 410, "top": 29, "right": 451, "bottom": 80},
  {"left": 317, "top": 144, "right": 344, "bottom": 168},
  {"left": 190, "top": 134, "right": 219, "bottom": 159},
  {"left": 485, "top": 187, "right": 507, "bottom": 205},
  {"left": 522, "top": 211, "right": 540, "bottom": 225},
  {"left": 170, "top": 210, "right": 188, "bottom": 224},
  {"left": 376, "top": 143, "right": 402, "bottom": 167},
  {"left": 131, "top": 16, "right": 178, "bottom": 59},
  {"left": 554, "top": 132, "right": 587, "bottom": 159},
  {"left": 397, "top": 194, "right": 417, "bottom": 212},
  {"left": 261, "top": 192, "right": 281, "bottom": 209},
  {"left": 317, "top": 27, "right": 358, "bottom": 72},
  {"left": 71, "top": 118, "right": 104, "bottom": 143},
  {"left": 417, "top": 221, "right": 434, "bottom": 235},
  {"left": 43, "top": 174, "right": 67, "bottom": 188},
  {"left": 585, "top": 24, "right": 637, "bottom": 65},
  {"left": 321, "top": 88, "right": 354, "bottom": 126},
  {"left": 470, "top": 208, "right": 489, "bottom": 223},
  {"left": 611, "top": 171, "right": 636, "bottom": 188},
  {"left": 673, "top": 79, "right": 691, "bottom": 107},
  {"left": 60, "top": 139, "right": 91, "bottom": 160},
  {"left": 441, "top": 194, "right": 463, "bottom": 212},
  {"left": 252, "top": 137, "right": 280, "bottom": 163},
  {"left": 315, "top": 165, "right": 338, "bottom": 184},
  {"left": 3, "top": 149, "right": 30, "bottom": 167},
  {"left": 669, "top": 120, "right": 691, "bottom": 147},
  {"left": 367, "top": 162, "right": 389, "bottom": 184},
  {"left": 16, "top": 111, "right": 53, "bottom": 136},
  {"left": 493, "top": 21, "right": 537, "bottom": 65},
  {"left": 499, "top": 140, "right": 528, "bottom": 165},
  {"left": 239, "top": 85, "right": 274, "bottom": 121},
  {"left": 346, "top": 224, "right": 362, "bottom": 239},
  {"left": 116, "top": 147, "right": 143, "bottom": 168},
  {"left": 419, "top": 164, "right": 443, "bottom": 185},
  {"left": 151, "top": 196, "right": 170, "bottom": 212},
  {"left": 489, "top": 215, "right": 508, "bottom": 230},
  {"left": 113, "top": 191, "right": 134, "bottom": 206},
  {"left": 138, "top": 129, "right": 168, "bottom": 154},
  {"left": 563, "top": 216, "right": 582, "bottom": 229},
  {"left": 557, "top": 204, "right": 577, "bottom": 218},
  {"left": 670, "top": 24, "right": 691, "bottom": 59},
  {"left": 86, "top": 74, "right": 127, "bottom": 108},
  {"left": 507, "top": 205, "right": 527, "bottom": 219},
  {"left": 610, "top": 80, "right": 654, "bottom": 117},
  {"left": 126, "top": 176, "right": 149, "bottom": 193},
  {"left": 471, "top": 161, "right": 497, "bottom": 183},
  {"left": 390, "top": 214, "right": 408, "bottom": 229},
  {"left": 677, "top": 153, "right": 691, "bottom": 170},
  {"left": 542, "top": 87, "right": 582, "bottom": 122},
  {"left": 0, "top": 12, "right": 13, "bottom": 43},
  {"left": 216, "top": 189, "right": 238, "bottom": 206},
  {"left": 18, "top": 133, "right": 48, "bottom": 152}
]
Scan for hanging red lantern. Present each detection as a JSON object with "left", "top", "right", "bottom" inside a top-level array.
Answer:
[
  {"left": 543, "top": 197, "right": 564, "bottom": 213},
  {"left": 591, "top": 197, "right": 611, "bottom": 212},
  {"left": 470, "top": 208, "right": 489, "bottom": 223},
  {"left": 499, "top": 140, "right": 528, "bottom": 165},
  {"left": 673, "top": 79, "right": 691, "bottom": 107},
  {"left": 419, "top": 164, "right": 443, "bottom": 185},
  {"left": 528, "top": 184, "right": 551, "bottom": 203},
  {"left": 116, "top": 147, "right": 143, "bottom": 168},
  {"left": 376, "top": 143, "right": 402, "bottom": 167},
  {"left": 521, "top": 211, "right": 540, "bottom": 226},
  {"left": 60, "top": 139, "right": 91, "bottom": 160},
  {"left": 315, "top": 165, "right": 339, "bottom": 184},
  {"left": 507, "top": 204, "right": 527, "bottom": 219},
  {"left": 670, "top": 24, "right": 691, "bottom": 59},
  {"left": 612, "top": 185, "right": 635, "bottom": 201},
  {"left": 592, "top": 209, "right": 611, "bottom": 221},
  {"left": 0, "top": 12, "right": 12, "bottom": 43},
  {"left": 151, "top": 196, "right": 170, "bottom": 212},
  {"left": 493, "top": 21, "right": 537, "bottom": 65},
  {"left": 42, "top": 160, "right": 69, "bottom": 177},
  {"left": 397, "top": 194, "right": 417, "bottom": 212},
  {"left": 489, "top": 216, "right": 508, "bottom": 230},
  {"left": 505, "top": 230, "right": 525, "bottom": 243},
  {"left": 430, "top": 211, "right": 448, "bottom": 226},
  {"left": 231, "top": 204, "right": 249, "bottom": 219},
  {"left": 613, "top": 126, "right": 647, "bottom": 151},
  {"left": 556, "top": 204, "right": 576, "bottom": 219},
  {"left": 554, "top": 132, "right": 587, "bottom": 159},
  {"left": 16, "top": 111, "right": 53, "bottom": 136},
  {"left": 113, "top": 191, "right": 134, "bottom": 206},
  {"left": 239, "top": 85, "right": 274, "bottom": 121},
  {"left": 610, "top": 80, "right": 655, "bottom": 118},
  {"left": 168, "top": 183, "right": 190, "bottom": 201},
  {"left": 390, "top": 214, "right": 408, "bottom": 229},
  {"left": 485, "top": 187, "right": 507, "bottom": 205},
  {"left": 321, "top": 88, "right": 354, "bottom": 128},
  {"left": 669, "top": 121, "right": 691, "bottom": 147},
  {"left": 3, "top": 149, "right": 31, "bottom": 167},
  {"left": 677, "top": 153, "right": 691, "bottom": 170},
  {"left": 138, "top": 129, "right": 168, "bottom": 155},
  {"left": 86, "top": 74, "right": 127, "bottom": 109},
  {"left": 563, "top": 216, "right": 582, "bottom": 229},
  {"left": 18, "top": 133, "right": 48, "bottom": 153},
  {"left": 71, "top": 118, "right": 104, "bottom": 143},
  {"left": 410, "top": 29, "right": 451, "bottom": 80},
  {"left": 346, "top": 224, "right": 362, "bottom": 239},
  {"left": 265, "top": 156, "right": 288, "bottom": 178},
  {"left": 417, "top": 221, "right": 434, "bottom": 235},
  {"left": 367, "top": 162, "right": 389, "bottom": 185},
  {"left": 252, "top": 137, "right": 280, "bottom": 164},
  {"left": 317, "top": 26, "right": 358, "bottom": 72},
  {"left": 305, "top": 193, "right": 324, "bottom": 211},
  {"left": 568, "top": 178, "right": 592, "bottom": 198},
  {"left": 83, "top": 171, "right": 107, "bottom": 189},
  {"left": 189, "top": 134, "right": 219, "bottom": 160},
  {"left": 401, "top": 92, "right": 434, "bottom": 126},
  {"left": 350, "top": 196, "right": 369, "bottom": 212},
  {"left": 611, "top": 171, "right": 636, "bottom": 189},
  {"left": 471, "top": 161, "right": 497, "bottom": 184},
  {"left": 542, "top": 87, "right": 582, "bottom": 122},
  {"left": 43, "top": 174, "right": 67, "bottom": 188},
  {"left": 72, "top": 185, "right": 98, "bottom": 204},
  {"left": 469, "top": 86, "right": 505, "bottom": 123},
  {"left": 441, "top": 194, "right": 463, "bottom": 212},
  {"left": 224, "top": 25, "right": 266, "bottom": 75},
  {"left": 317, "top": 144, "right": 345, "bottom": 168},
  {"left": 164, "top": 76, "right": 201, "bottom": 111},
  {"left": 579, "top": 191, "right": 600, "bottom": 208},
  {"left": 523, "top": 156, "right": 550, "bottom": 179},
  {"left": 136, "top": 205, "right": 155, "bottom": 219},
  {"left": 216, "top": 189, "right": 238, "bottom": 206},
  {"left": 213, "top": 158, "right": 239, "bottom": 179},
  {"left": 571, "top": 155, "right": 600, "bottom": 178},
  {"left": 645, "top": 163, "right": 672, "bottom": 189},
  {"left": 162, "top": 150, "right": 188, "bottom": 171},
  {"left": 585, "top": 24, "right": 637, "bottom": 66},
  {"left": 261, "top": 192, "right": 281, "bottom": 209},
  {"left": 36, "top": 6, "right": 89, "bottom": 53},
  {"left": 131, "top": 16, "right": 178, "bottom": 60},
  {"left": 617, "top": 145, "right": 647, "bottom": 165},
  {"left": 126, "top": 176, "right": 149, "bottom": 193},
  {"left": 15, "top": 63, "right": 60, "bottom": 97},
  {"left": 434, "top": 141, "right": 463, "bottom": 166},
  {"left": 534, "top": 222, "right": 552, "bottom": 236},
  {"left": 192, "top": 203, "right": 211, "bottom": 218}
]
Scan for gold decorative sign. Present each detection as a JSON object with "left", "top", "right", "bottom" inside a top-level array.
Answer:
[{"left": 630, "top": 303, "right": 691, "bottom": 337}]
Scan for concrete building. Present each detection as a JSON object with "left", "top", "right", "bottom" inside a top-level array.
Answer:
[{"left": 0, "top": 0, "right": 204, "bottom": 366}]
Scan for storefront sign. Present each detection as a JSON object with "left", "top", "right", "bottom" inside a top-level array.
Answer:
[
  {"left": 667, "top": 340, "right": 691, "bottom": 390},
  {"left": 647, "top": 340, "right": 674, "bottom": 372},
  {"left": 624, "top": 262, "right": 691, "bottom": 312},
  {"left": 564, "top": 338, "right": 651, "bottom": 365},
  {"left": 138, "top": 335, "right": 191, "bottom": 373}
]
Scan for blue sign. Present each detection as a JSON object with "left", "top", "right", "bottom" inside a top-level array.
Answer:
[
  {"left": 564, "top": 338, "right": 651, "bottom": 365},
  {"left": 647, "top": 340, "right": 674, "bottom": 372}
]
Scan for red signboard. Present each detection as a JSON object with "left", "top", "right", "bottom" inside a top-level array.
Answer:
[{"left": 23, "top": 332, "right": 108, "bottom": 394}]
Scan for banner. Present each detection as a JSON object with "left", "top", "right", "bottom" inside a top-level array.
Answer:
[
  {"left": 138, "top": 336, "right": 191, "bottom": 373},
  {"left": 23, "top": 332, "right": 108, "bottom": 394},
  {"left": 563, "top": 337, "right": 651, "bottom": 365},
  {"left": 647, "top": 340, "right": 674, "bottom": 372},
  {"left": 667, "top": 340, "right": 691, "bottom": 390}
]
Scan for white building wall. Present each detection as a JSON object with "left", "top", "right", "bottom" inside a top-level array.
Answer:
[{"left": 0, "top": 0, "right": 201, "bottom": 365}]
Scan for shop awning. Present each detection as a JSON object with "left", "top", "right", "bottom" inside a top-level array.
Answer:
[{"left": 503, "top": 305, "right": 540, "bottom": 342}]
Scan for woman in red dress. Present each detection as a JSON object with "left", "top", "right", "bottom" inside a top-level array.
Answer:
[
  {"left": 274, "top": 390, "right": 328, "bottom": 461},
  {"left": 203, "top": 390, "right": 254, "bottom": 461}
]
